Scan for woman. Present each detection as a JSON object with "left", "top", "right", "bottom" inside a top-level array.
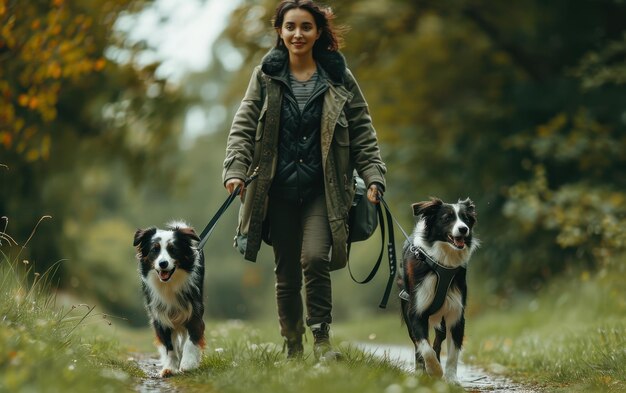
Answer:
[{"left": 222, "top": 0, "right": 386, "bottom": 360}]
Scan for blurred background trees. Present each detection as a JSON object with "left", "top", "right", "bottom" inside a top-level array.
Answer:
[{"left": 1, "top": 0, "right": 625, "bottom": 325}]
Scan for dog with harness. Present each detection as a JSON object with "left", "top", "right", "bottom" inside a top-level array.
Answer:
[{"left": 398, "top": 197, "right": 479, "bottom": 382}]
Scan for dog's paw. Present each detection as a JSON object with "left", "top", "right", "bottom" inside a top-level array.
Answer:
[
  {"left": 179, "top": 343, "right": 202, "bottom": 372},
  {"left": 423, "top": 355, "right": 443, "bottom": 378},
  {"left": 444, "top": 373, "right": 461, "bottom": 385},
  {"left": 417, "top": 342, "right": 443, "bottom": 378},
  {"left": 179, "top": 359, "right": 200, "bottom": 373},
  {"left": 160, "top": 368, "right": 176, "bottom": 378}
]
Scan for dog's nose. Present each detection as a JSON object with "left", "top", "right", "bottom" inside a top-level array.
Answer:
[
  {"left": 159, "top": 261, "right": 168, "bottom": 269},
  {"left": 459, "top": 226, "right": 468, "bottom": 235}
]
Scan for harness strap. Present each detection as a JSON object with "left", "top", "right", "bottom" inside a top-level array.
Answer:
[{"left": 411, "top": 246, "right": 464, "bottom": 316}]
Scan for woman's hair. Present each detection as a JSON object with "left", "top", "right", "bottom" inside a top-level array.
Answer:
[{"left": 272, "top": 0, "right": 345, "bottom": 53}]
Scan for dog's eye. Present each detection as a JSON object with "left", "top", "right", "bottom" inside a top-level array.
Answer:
[{"left": 150, "top": 244, "right": 160, "bottom": 253}]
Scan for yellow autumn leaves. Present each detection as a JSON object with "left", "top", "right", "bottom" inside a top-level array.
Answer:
[{"left": 0, "top": 0, "right": 118, "bottom": 162}]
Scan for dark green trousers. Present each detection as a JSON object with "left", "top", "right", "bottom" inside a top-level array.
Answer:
[{"left": 267, "top": 193, "right": 333, "bottom": 340}]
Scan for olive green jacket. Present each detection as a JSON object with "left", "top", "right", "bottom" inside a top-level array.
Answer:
[{"left": 222, "top": 48, "right": 386, "bottom": 270}]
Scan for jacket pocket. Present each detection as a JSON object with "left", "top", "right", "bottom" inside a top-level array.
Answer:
[
  {"left": 333, "top": 111, "right": 349, "bottom": 147},
  {"left": 255, "top": 103, "right": 268, "bottom": 141}
]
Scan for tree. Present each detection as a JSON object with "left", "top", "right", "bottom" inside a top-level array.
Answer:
[{"left": 0, "top": 0, "right": 188, "bottom": 279}]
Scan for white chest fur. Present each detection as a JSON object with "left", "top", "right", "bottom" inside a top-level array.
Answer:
[{"left": 144, "top": 269, "right": 194, "bottom": 328}]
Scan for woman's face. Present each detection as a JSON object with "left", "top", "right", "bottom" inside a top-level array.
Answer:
[{"left": 278, "top": 8, "right": 321, "bottom": 58}]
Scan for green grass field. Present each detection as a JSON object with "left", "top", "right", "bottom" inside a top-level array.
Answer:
[
  {"left": 2, "top": 247, "right": 624, "bottom": 392},
  {"left": 464, "top": 264, "right": 626, "bottom": 393}
]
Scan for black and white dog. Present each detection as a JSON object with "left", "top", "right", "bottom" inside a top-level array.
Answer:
[
  {"left": 133, "top": 221, "right": 205, "bottom": 377},
  {"left": 398, "top": 198, "right": 479, "bottom": 382}
]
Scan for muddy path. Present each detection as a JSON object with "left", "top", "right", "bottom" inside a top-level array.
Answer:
[{"left": 357, "top": 343, "right": 539, "bottom": 393}]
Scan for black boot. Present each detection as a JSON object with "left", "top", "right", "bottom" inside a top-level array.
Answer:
[
  {"left": 311, "top": 322, "right": 341, "bottom": 361},
  {"left": 283, "top": 335, "right": 303, "bottom": 359}
]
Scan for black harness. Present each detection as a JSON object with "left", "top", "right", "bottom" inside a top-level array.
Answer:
[{"left": 399, "top": 246, "right": 465, "bottom": 317}]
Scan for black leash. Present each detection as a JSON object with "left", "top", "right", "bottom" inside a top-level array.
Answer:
[
  {"left": 347, "top": 195, "right": 399, "bottom": 309},
  {"left": 347, "top": 204, "right": 385, "bottom": 284},
  {"left": 197, "top": 174, "right": 258, "bottom": 250},
  {"left": 378, "top": 196, "right": 397, "bottom": 309}
]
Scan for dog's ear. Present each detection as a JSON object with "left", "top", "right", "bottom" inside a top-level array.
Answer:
[
  {"left": 411, "top": 197, "right": 443, "bottom": 217},
  {"left": 459, "top": 198, "right": 477, "bottom": 218},
  {"left": 133, "top": 227, "right": 156, "bottom": 247},
  {"left": 176, "top": 226, "right": 201, "bottom": 243}
]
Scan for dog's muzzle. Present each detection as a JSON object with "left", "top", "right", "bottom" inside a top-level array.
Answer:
[
  {"left": 447, "top": 234, "right": 467, "bottom": 249},
  {"left": 157, "top": 267, "right": 176, "bottom": 282}
]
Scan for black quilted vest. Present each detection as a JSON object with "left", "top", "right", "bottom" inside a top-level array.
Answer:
[{"left": 269, "top": 74, "right": 328, "bottom": 203}]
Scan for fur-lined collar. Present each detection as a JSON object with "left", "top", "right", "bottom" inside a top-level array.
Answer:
[{"left": 261, "top": 46, "right": 346, "bottom": 84}]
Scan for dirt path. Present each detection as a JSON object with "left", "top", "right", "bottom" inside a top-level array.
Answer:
[{"left": 357, "top": 343, "right": 539, "bottom": 393}]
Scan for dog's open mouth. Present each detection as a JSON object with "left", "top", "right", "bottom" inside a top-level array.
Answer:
[
  {"left": 157, "top": 267, "right": 176, "bottom": 282},
  {"left": 447, "top": 235, "right": 466, "bottom": 249}
]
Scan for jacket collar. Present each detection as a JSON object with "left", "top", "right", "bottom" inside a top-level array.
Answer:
[{"left": 261, "top": 46, "right": 346, "bottom": 85}]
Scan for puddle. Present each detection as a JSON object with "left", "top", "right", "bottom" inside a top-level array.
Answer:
[
  {"left": 133, "top": 353, "right": 183, "bottom": 393},
  {"left": 356, "top": 343, "right": 539, "bottom": 392}
]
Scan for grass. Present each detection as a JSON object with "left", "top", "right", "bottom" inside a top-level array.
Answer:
[
  {"left": 0, "top": 248, "right": 142, "bottom": 393},
  {"left": 164, "top": 320, "right": 462, "bottom": 393},
  {"left": 463, "top": 262, "right": 626, "bottom": 393}
]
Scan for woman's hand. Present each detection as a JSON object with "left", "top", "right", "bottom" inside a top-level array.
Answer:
[
  {"left": 225, "top": 178, "right": 246, "bottom": 200},
  {"left": 367, "top": 183, "right": 383, "bottom": 204}
]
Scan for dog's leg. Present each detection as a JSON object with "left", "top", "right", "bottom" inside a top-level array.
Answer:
[
  {"left": 401, "top": 299, "right": 424, "bottom": 371},
  {"left": 154, "top": 321, "right": 179, "bottom": 378},
  {"left": 433, "top": 318, "right": 446, "bottom": 362},
  {"left": 400, "top": 299, "right": 417, "bottom": 343},
  {"left": 180, "top": 315, "right": 205, "bottom": 372},
  {"left": 408, "top": 312, "right": 443, "bottom": 377},
  {"left": 444, "top": 315, "right": 465, "bottom": 383}
]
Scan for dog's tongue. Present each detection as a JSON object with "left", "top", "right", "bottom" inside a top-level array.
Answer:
[
  {"left": 159, "top": 270, "right": 172, "bottom": 281},
  {"left": 454, "top": 237, "right": 465, "bottom": 248}
]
